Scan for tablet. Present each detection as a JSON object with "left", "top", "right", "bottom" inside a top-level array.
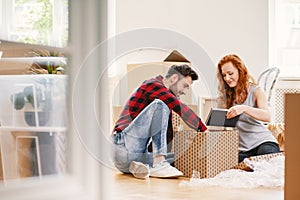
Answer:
[{"left": 205, "top": 108, "right": 240, "bottom": 127}]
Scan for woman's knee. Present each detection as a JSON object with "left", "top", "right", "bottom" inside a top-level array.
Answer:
[{"left": 257, "top": 142, "right": 280, "bottom": 155}]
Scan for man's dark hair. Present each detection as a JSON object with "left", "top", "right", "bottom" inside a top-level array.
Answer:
[{"left": 165, "top": 64, "right": 198, "bottom": 81}]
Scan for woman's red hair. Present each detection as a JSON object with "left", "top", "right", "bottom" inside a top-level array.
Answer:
[{"left": 216, "top": 54, "right": 255, "bottom": 108}]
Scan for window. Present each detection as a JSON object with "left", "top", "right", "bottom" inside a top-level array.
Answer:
[
  {"left": 270, "top": 0, "right": 300, "bottom": 78},
  {"left": 0, "top": 0, "right": 68, "bottom": 48},
  {"left": 0, "top": 1, "right": 106, "bottom": 199}
]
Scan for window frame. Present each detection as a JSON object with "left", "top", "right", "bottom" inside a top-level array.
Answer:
[
  {"left": 0, "top": 0, "right": 68, "bottom": 48},
  {"left": 269, "top": 0, "right": 300, "bottom": 79},
  {"left": 0, "top": 1, "right": 108, "bottom": 199}
]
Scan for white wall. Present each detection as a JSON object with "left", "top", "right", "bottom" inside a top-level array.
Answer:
[
  {"left": 115, "top": 0, "right": 269, "bottom": 80},
  {"left": 110, "top": 0, "right": 269, "bottom": 114}
]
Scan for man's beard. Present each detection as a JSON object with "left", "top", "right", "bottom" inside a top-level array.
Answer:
[{"left": 169, "top": 82, "right": 178, "bottom": 97}]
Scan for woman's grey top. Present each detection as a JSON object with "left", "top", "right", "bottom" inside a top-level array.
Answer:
[{"left": 236, "top": 84, "right": 278, "bottom": 152}]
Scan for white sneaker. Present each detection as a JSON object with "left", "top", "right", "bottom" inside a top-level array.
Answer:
[
  {"left": 129, "top": 161, "right": 150, "bottom": 179},
  {"left": 150, "top": 160, "right": 183, "bottom": 178}
]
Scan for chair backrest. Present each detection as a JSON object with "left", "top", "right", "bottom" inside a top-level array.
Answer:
[{"left": 257, "top": 67, "right": 280, "bottom": 105}]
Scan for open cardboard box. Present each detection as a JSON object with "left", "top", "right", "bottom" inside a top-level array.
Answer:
[
  {"left": 232, "top": 152, "right": 285, "bottom": 171},
  {"left": 173, "top": 130, "right": 239, "bottom": 178}
]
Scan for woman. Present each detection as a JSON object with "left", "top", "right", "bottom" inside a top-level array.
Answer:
[{"left": 216, "top": 54, "right": 280, "bottom": 163}]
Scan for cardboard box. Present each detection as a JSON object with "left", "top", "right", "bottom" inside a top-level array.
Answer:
[
  {"left": 285, "top": 93, "right": 300, "bottom": 200},
  {"left": 172, "top": 105, "right": 198, "bottom": 131},
  {"left": 232, "top": 152, "right": 285, "bottom": 171},
  {"left": 173, "top": 130, "right": 239, "bottom": 178},
  {"left": 231, "top": 122, "right": 285, "bottom": 172},
  {"left": 268, "top": 123, "right": 285, "bottom": 151}
]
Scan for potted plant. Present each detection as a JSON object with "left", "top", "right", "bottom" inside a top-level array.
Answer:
[{"left": 25, "top": 48, "right": 66, "bottom": 75}]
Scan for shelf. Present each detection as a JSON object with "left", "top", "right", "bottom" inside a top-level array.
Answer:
[
  {"left": 0, "top": 57, "right": 67, "bottom": 65},
  {"left": 0, "top": 126, "right": 66, "bottom": 132}
]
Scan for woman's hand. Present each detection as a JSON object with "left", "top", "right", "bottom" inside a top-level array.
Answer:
[
  {"left": 226, "top": 87, "right": 271, "bottom": 122},
  {"left": 226, "top": 105, "right": 245, "bottom": 119}
]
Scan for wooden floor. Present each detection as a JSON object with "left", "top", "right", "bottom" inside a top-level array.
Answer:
[{"left": 109, "top": 169, "right": 284, "bottom": 200}]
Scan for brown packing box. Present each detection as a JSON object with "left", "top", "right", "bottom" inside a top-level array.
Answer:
[
  {"left": 232, "top": 152, "right": 285, "bottom": 171},
  {"left": 113, "top": 50, "right": 199, "bottom": 128},
  {"left": 232, "top": 122, "right": 286, "bottom": 171},
  {"left": 268, "top": 123, "right": 285, "bottom": 151},
  {"left": 285, "top": 93, "right": 300, "bottom": 200},
  {"left": 173, "top": 130, "right": 239, "bottom": 178},
  {"left": 172, "top": 105, "right": 198, "bottom": 131}
]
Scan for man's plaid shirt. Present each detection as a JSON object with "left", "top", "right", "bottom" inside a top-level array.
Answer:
[{"left": 113, "top": 75, "right": 207, "bottom": 150}]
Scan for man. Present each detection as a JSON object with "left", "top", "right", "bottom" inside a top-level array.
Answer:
[{"left": 111, "top": 64, "right": 207, "bottom": 179}]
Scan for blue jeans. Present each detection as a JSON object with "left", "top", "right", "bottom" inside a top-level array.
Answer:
[
  {"left": 111, "top": 99, "right": 173, "bottom": 173},
  {"left": 238, "top": 141, "right": 280, "bottom": 163}
]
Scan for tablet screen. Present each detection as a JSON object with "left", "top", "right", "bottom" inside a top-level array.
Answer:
[{"left": 205, "top": 108, "right": 240, "bottom": 127}]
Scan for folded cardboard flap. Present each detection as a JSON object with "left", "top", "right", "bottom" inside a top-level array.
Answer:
[{"left": 163, "top": 50, "right": 190, "bottom": 63}]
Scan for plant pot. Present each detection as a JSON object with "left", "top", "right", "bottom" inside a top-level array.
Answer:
[{"left": 24, "top": 111, "right": 50, "bottom": 126}]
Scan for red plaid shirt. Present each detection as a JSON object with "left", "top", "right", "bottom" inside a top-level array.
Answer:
[{"left": 113, "top": 75, "right": 207, "bottom": 150}]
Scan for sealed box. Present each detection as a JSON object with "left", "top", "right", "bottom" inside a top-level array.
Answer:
[
  {"left": 285, "top": 93, "right": 300, "bottom": 200},
  {"left": 173, "top": 130, "right": 239, "bottom": 178}
]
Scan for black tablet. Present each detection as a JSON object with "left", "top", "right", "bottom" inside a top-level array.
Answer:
[{"left": 205, "top": 108, "right": 240, "bottom": 127}]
